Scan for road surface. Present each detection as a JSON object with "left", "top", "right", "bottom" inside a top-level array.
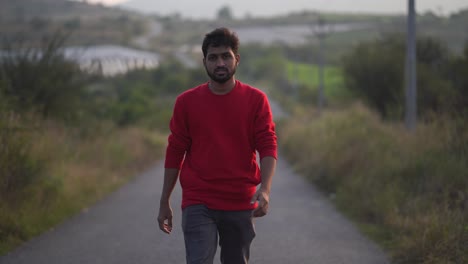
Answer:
[{"left": 0, "top": 157, "right": 389, "bottom": 264}]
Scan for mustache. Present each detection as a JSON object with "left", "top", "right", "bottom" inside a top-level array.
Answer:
[{"left": 215, "top": 67, "right": 228, "bottom": 72}]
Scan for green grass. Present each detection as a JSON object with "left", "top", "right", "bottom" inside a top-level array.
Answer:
[{"left": 285, "top": 61, "right": 352, "bottom": 103}]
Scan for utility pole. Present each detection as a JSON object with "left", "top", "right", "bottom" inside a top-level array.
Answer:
[
  {"left": 405, "top": 0, "right": 417, "bottom": 131},
  {"left": 316, "top": 16, "right": 327, "bottom": 114}
]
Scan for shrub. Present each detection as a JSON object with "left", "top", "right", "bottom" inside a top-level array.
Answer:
[
  {"left": 0, "top": 32, "right": 87, "bottom": 120},
  {"left": 0, "top": 112, "right": 45, "bottom": 201},
  {"left": 341, "top": 34, "right": 458, "bottom": 119},
  {"left": 279, "top": 104, "right": 468, "bottom": 263}
]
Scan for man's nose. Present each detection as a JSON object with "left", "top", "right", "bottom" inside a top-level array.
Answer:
[{"left": 215, "top": 57, "right": 226, "bottom": 66}]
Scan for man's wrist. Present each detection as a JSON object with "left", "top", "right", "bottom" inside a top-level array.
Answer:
[
  {"left": 160, "top": 197, "right": 170, "bottom": 205},
  {"left": 259, "top": 185, "right": 271, "bottom": 195}
]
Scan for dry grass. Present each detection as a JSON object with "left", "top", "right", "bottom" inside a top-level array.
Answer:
[
  {"left": 279, "top": 103, "right": 468, "bottom": 264},
  {"left": 0, "top": 119, "right": 167, "bottom": 254}
]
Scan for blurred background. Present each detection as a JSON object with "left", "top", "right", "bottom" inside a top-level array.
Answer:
[{"left": 1, "top": 1, "right": 467, "bottom": 263}]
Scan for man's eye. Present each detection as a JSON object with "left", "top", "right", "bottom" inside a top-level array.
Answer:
[
  {"left": 208, "top": 56, "right": 217, "bottom": 61},
  {"left": 223, "top": 54, "right": 231, "bottom": 59}
]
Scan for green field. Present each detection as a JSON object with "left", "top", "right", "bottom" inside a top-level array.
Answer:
[{"left": 285, "top": 61, "right": 352, "bottom": 103}]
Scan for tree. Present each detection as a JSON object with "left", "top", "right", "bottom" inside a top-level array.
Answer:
[
  {"left": 342, "top": 34, "right": 405, "bottom": 118},
  {"left": 342, "top": 34, "right": 456, "bottom": 119},
  {"left": 217, "top": 5, "right": 233, "bottom": 20},
  {"left": 449, "top": 43, "right": 468, "bottom": 113},
  {"left": 0, "top": 32, "right": 87, "bottom": 119}
]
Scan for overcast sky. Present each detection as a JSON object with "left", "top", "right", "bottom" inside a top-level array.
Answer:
[{"left": 86, "top": 0, "right": 468, "bottom": 18}]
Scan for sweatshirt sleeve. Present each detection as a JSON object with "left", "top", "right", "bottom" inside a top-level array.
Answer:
[
  {"left": 254, "top": 93, "right": 277, "bottom": 160},
  {"left": 165, "top": 95, "right": 191, "bottom": 169}
]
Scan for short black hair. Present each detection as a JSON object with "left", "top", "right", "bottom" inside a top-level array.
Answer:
[{"left": 202, "top": 27, "right": 239, "bottom": 58}]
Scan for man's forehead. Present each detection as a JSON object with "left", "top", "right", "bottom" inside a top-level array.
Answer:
[{"left": 206, "top": 45, "right": 234, "bottom": 55}]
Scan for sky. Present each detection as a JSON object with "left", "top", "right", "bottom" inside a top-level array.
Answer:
[{"left": 86, "top": 0, "right": 468, "bottom": 18}]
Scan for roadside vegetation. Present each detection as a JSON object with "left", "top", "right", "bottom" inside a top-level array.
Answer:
[
  {"left": 280, "top": 104, "right": 467, "bottom": 263},
  {"left": 277, "top": 33, "right": 468, "bottom": 263},
  {"left": 0, "top": 33, "right": 205, "bottom": 254}
]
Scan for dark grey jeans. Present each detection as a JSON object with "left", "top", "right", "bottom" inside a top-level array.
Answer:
[{"left": 182, "top": 204, "right": 256, "bottom": 264}]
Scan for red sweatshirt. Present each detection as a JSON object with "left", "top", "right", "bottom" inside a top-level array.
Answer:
[{"left": 165, "top": 80, "right": 277, "bottom": 210}]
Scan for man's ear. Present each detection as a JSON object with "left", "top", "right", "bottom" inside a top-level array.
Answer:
[{"left": 236, "top": 54, "right": 240, "bottom": 65}]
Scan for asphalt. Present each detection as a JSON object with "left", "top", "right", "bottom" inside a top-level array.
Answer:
[{"left": 0, "top": 154, "right": 390, "bottom": 264}]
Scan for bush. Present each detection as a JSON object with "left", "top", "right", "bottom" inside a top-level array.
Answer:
[
  {"left": 0, "top": 111, "right": 45, "bottom": 201},
  {"left": 0, "top": 32, "right": 87, "bottom": 120},
  {"left": 341, "top": 34, "right": 458, "bottom": 119},
  {"left": 279, "top": 104, "right": 468, "bottom": 263},
  {"left": 86, "top": 60, "right": 206, "bottom": 128},
  {"left": 449, "top": 43, "right": 468, "bottom": 114},
  {"left": 0, "top": 117, "right": 166, "bottom": 254}
]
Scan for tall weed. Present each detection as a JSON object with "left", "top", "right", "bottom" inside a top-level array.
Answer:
[
  {"left": 279, "top": 103, "right": 468, "bottom": 263},
  {"left": 0, "top": 119, "right": 166, "bottom": 254},
  {"left": 0, "top": 112, "right": 50, "bottom": 202}
]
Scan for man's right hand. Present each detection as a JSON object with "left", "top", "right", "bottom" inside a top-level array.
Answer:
[{"left": 157, "top": 202, "right": 173, "bottom": 234}]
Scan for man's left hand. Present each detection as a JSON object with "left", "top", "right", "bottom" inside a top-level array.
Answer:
[{"left": 251, "top": 188, "right": 270, "bottom": 217}]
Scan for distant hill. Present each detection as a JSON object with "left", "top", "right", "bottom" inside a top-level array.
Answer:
[
  {"left": 0, "top": 0, "right": 131, "bottom": 21},
  {"left": 119, "top": 0, "right": 468, "bottom": 19},
  {"left": 0, "top": 0, "right": 147, "bottom": 47}
]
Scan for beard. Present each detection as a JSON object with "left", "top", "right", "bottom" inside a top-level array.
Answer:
[{"left": 205, "top": 65, "right": 237, "bottom": 84}]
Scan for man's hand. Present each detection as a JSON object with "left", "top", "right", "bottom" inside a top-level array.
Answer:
[
  {"left": 251, "top": 188, "right": 270, "bottom": 217},
  {"left": 252, "top": 156, "right": 276, "bottom": 218},
  {"left": 157, "top": 202, "right": 173, "bottom": 234},
  {"left": 158, "top": 168, "right": 179, "bottom": 234}
]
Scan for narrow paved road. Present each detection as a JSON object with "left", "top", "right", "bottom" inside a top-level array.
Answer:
[{"left": 0, "top": 157, "right": 389, "bottom": 264}]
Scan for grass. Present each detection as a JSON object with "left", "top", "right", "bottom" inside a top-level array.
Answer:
[
  {"left": 285, "top": 61, "right": 352, "bottom": 105},
  {"left": 278, "top": 103, "right": 468, "bottom": 263},
  {"left": 0, "top": 118, "right": 167, "bottom": 255}
]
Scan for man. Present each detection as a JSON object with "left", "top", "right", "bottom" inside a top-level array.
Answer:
[{"left": 157, "top": 27, "right": 277, "bottom": 264}]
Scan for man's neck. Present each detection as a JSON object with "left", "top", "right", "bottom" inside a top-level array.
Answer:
[{"left": 209, "top": 78, "right": 236, "bottom": 95}]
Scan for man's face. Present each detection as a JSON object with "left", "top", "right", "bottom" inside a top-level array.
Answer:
[{"left": 203, "top": 45, "right": 239, "bottom": 84}]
